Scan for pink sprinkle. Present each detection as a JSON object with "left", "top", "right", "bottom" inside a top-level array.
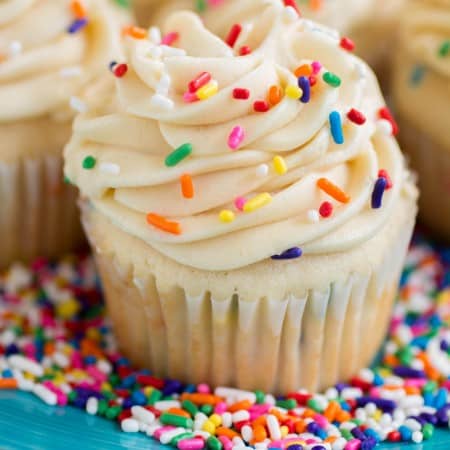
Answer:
[
  {"left": 218, "top": 436, "right": 232, "bottom": 450},
  {"left": 197, "top": 383, "right": 210, "bottom": 394},
  {"left": 313, "top": 413, "right": 328, "bottom": 428},
  {"left": 311, "top": 61, "right": 322, "bottom": 74},
  {"left": 405, "top": 378, "right": 427, "bottom": 388},
  {"left": 162, "top": 32, "right": 179, "bottom": 46},
  {"left": 305, "top": 439, "right": 318, "bottom": 444},
  {"left": 369, "top": 387, "right": 381, "bottom": 397},
  {"left": 71, "top": 351, "right": 83, "bottom": 369},
  {"left": 214, "top": 402, "right": 228, "bottom": 414},
  {"left": 178, "top": 437, "right": 205, "bottom": 450},
  {"left": 234, "top": 196, "right": 246, "bottom": 211},
  {"left": 154, "top": 426, "right": 176, "bottom": 440},
  {"left": 87, "top": 365, "right": 107, "bottom": 382},
  {"left": 345, "top": 439, "right": 361, "bottom": 450},
  {"left": 442, "top": 379, "right": 450, "bottom": 390},
  {"left": 183, "top": 91, "right": 199, "bottom": 103},
  {"left": 228, "top": 126, "right": 245, "bottom": 150}
]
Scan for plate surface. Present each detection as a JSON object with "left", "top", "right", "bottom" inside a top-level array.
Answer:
[{"left": 0, "top": 391, "right": 449, "bottom": 450}]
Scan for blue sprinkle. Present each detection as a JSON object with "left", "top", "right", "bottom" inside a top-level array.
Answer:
[
  {"left": 364, "top": 428, "right": 381, "bottom": 442},
  {"left": 410, "top": 65, "right": 426, "bottom": 86},
  {"left": 298, "top": 76, "right": 311, "bottom": 103},
  {"left": 2, "top": 369, "right": 13, "bottom": 378},
  {"left": 329, "top": 111, "right": 344, "bottom": 144},
  {"left": 68, "top": 18, "right": 88, "bottom": 34},
  {"left": 423, "top": 391, "right": 434, "bottom": 407},
  {"left": 398, "top": 425, "right": 412, "bottom": 441},
  {"left": 271, "top": 247, "right": 303, "bottom": 260},
  {"left": 131, "top": 390, "right": 147, "bottom": 405},
  {"left": 109, "top": 61, "right": 118, "bottom": 71},
  {"left": 371, "top": 177, "right": 387, "bottom": 209},
  {"left": 433, "top": 388, "right": 447, "bottom": 409}
]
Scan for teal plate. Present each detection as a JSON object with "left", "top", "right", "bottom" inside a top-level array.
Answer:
[{"left": 0, "top": 391, "right": 448, "bottom": 450}]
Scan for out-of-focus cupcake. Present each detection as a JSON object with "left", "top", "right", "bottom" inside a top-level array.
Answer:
[
  {"left": 65, "top": 4, "right": 417, "bottom": 393},
  {"left": 392, "top": 0, "right": 450, "bottom": 240},
  {"left": 132, "top": 0, "right": 161, "bottom": 26},
  {"left": 0, "top": 0, "right": 132, "bottom": 268}
]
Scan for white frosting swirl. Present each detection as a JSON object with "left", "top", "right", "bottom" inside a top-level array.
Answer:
[{"left": 65, "top": 4, "right": 415, "bottom": 271}]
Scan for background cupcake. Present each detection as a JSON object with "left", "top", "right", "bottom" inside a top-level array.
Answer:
[
  {"left": 0, "top": 0, "right": 131, "bottom": 268},
  {"left": 391, "top": 0, "right": 450, "bottom": 240},
  {"left": 65, "top": 4, "right": 417, "bottom": 393}
]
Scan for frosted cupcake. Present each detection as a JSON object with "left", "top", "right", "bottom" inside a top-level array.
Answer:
[
  {"left": 392, "top": 0, "right": 450, "bottom": 240},
  {"left": 0, "top": 0, "right": 131, "bottom": 268},
  {"left": 65, "top": 4, "right": 417, "bottom": 393}
]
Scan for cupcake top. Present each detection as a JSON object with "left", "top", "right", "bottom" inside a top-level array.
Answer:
[
  {"left": 65, "top": 3, "right": 415, "bottom": 271},
  {"left": 0, "top": 0, "right": 131, "bottom": 123},
  {"left": 151, "top": 0, "right": 376, "bottom": 37},
  {"left": 393, "top": 0, "right": 450, "bottom": 149}
]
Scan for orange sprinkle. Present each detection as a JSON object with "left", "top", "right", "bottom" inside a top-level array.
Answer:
[
  {"left": 252, "top": 424, "right": 267, "bottom": 442},
  {"left": 252, "top": 416, "right": 267, "bottom": 427},
  {"left": 325, "top": 436, "right": 338, "bottom": 444},
  {"left": 0, "top": 378, "right": 18, "bottom": 389},
  {"left": 70, "top": 0, "right": 87, "bottom": 19},
  {"left": 324, "top": 401, "right": 340, "bottom": 422},
  {"left": 44, "top": 342, "right": 56, "bottom": 356},
  {"left": 168, "top": 408, "right": 191, "bottom": 418},
  {"left": 302, "top": 408, "right": 316, "bottom": 419},
  {"left": 216, "top": 427, "right": 239, "bottom": 438},
  {"left": 335, "top": 410, "right": 351, "bottom": 422},
  {"left": 180, "top": 393, "right": 223, "bottom": 405},
  {"left": 147, "top": 213, "right": 182, "bottom": 235},
  {"left": 294, "top": 64, "right": 312, "bottom": 78},
  {"left": 309, "top": 0, "right": 324, "bottom": 11},
  {"left": 295, "top": 420, "right": 307, "bottom": 434},
  {"left": 229, "top": 399, "right": 252, "bottom": 413},
  {"left": 269, "top": 408, "right": 288, "bottom": 421},
  {"left": 404, "top": 386, "right": 421, "bottom": 395},
  {"left": 123, "top": 25, "right": 147, "bottom": 39},
  {"left": 317, "top": 178, "right": 351, "bottom": 203},
  {"left": 383, "top": 354, "right": 399, "bottom": 366},
  {"left": 268, "top": 85, "right": 283, "bottom": 106},
  {"left": 180, "top": 174, "right": 194, "bottom": 199}
]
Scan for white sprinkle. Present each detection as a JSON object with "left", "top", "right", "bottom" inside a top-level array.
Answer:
[
  {"left": 341, "top": 387, "right": 363, "bottom": 400},
  {"left": 404, "top": 418, "right": 422, "bottom": 432},
  {"left": 376, "top": 119, "right": 393, "bottom": 136},
  {"left": 358, "top": 368, "right": 374, "bottom": 383},
  {"left": 384, "top": 340, "right": 398, "bottom": 355},
  {"left": 154, "top": 400, "right": 180, "bottom": 411},
  {"left": 147, "top": 423, "right": 163, "bottom": 437},
  {"left": 69, "top": 96, "right": 88, "bottom": 113},
  {"left": 364, "top": 402, "right": 377, "bottom": 416},
  {"left": 256, "top": 164, "right": 269, "bottom": 177},
  {"left": 140, "top": 422, "right": 149, "bottom": 433},
  {"left": 282, "top": 6, "right": 299, "bottom": 23},
  {"left": 241, "top": 425, "right": 253, "bottom": 443},
  {"left": 221, "top": 412, "right": 232, "bottom": 428},
  {"left": 160, "top": 428, "right": 186, "bottom": 444},
  {"left": 325, "top": 387, "right": 339, "bottom": 400},
  {"left": 99, "top": 162, "right": 121, "bottom": 175},
  {"left": 148, "top": 46, "right": 163, "bottom": 58},
  {"left": 60, "top": 66, "right": 82, "bottom": 78},
  {"left": 340, "top": 421, "right": 356, "bottom": 431},
  {"left": 8, "top": 355, "right": 44, "bottom": 377},
  {"left": 8, "top": 40, "right": 22, "bottom": 57},
  {"left": 53, "top": 352, "right": 69, "bottom": 368},
  {"left": 148, "top": 27, "right": 162, "bottom": 44},
  {"left": 86, "top": 397, "right": 98, "bottom": 415},
  {"left": 150, "top": 94, "right": 174, "bottom": 110},
  {"left": 215, "top": 387, "right": 256, "bottom": 404},
  {"left": 264, "top": 394, "right": 276, "bottom": 405},
  {"left": 0, "top": 330, "right": 16, "bottom": 347},
  {"left": 131, "top": 405, "right": 155, "bottom": 424},
  {"left": 412, "top": 431, "right": 423, "bottom": 443},
  {"left": 399, "top": 395, "right": 424, "bottom": 409},
  {"left": 121, "top": 418, "right": 140, "bottom": 433},
  {"left": 332, "top": 437, "right": 347, "bottom": 450},
  {"left": 194, "top": 431, "right": 211, "bottom": 439},
  {"left": 266, "top": 414, "right": 281, "bottom": 440},
  {"left": 307, "top": 209, "right": 320, "bottom": 223},
  {"left": 33, "top": 384, "right": 57, "bottom": 406},
  {"left": 232, "top": 410, "right": 250, "bottom": 423},
  {"left": 97, "top": 359, "right": 112, "bottom": 374}
]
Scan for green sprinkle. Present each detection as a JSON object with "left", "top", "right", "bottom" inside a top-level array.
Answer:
[
  {"left": 195, "top": 0, "right": 207, "bottom": 12},
  {"left": 396, "top": 347, "right": 413, "bottom": 365},
  {"left": 108, "top": 373, "right": 120, "bottom": 387},
  {"left": 341, "top": 428, "right": 353, "bottom": 440},
  {"left": 171, "top": 433, "right": 195, "bottom": 446},
  {"left": 165, "top": 143, "right": 192, "bottom": 167},
  {"left": 255, "top": 390, "right": 265, "bottom": 404},
  {"left": 438, "top": 40, "right": 450, "bottom": 57},
  {"left": 323, "top": 71, "right": 341, "bottom": 87},
  {"left": 68, "top": 391, "right": 77, "bottom": 402},
  {"left": 98, "top": 399, "right": 109, "bottom": 415},
  {"left": 422, "top": 423, "right": 434, "bottom": 440},
  {"left": 160, "top": 412, "right": 194, "bottom": 429},
  {"left": 147, "top": 389, "right": 162, "bottom": 405},
  {"left": 200, "top": 404, "right": 213, "bottom": 415},
  {"left": 63, "top": 175, "right": 71, "bottom": 184},
  {"left": 82, "top": 155, "right": 96, "bottom": 170},
  {"left": 105, "top": 405, "right": 122, "bottom": 420},
  {"left": 307, "top": 397, "right": 325, "bottom": 412},
  {"left": 207, "top": 435, "right": 223, "bottom": 450},
  {"left": 113, "top": 0, "right": 130, "bottom": 8},
  {"left": 276, "top": 398, "right": 297, "bottom": 410},
  {"left": 182, "top": 399, "right": 199, "bottom": 417}
]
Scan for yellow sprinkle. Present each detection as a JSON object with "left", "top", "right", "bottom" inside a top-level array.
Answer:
[
  {"left": 373, "top": 409, "right": 382, "bottom": 421},
  {"left": 243, "top": 193, "right": 272, "bottom": 212},
  {"left": 209, "top": 414, "right": 222, "bottom": 427},
  {"left": 202, "top": 420, "right": 216, "bottom": 434},
  {"left": 285, "top": 85, "right": 303, "bottom": 99},
  {"left": 273, "top": 155, "right": 287, "bottom": 175},
  {"left": 56, "top": 297, "right": 80, "bottom": 319},
  {"left": 219, "top": 210, "right": 235, "bottom": 223},
  {"left": 144, "top": 386, "right": 154, "bottom": 396},
  {"left": 101, "top": 382, "right": 113, "bottom": 391},
  {"left": 280, "top": 425, "right": 289, "bottom": 438},
  {"left": 197, "top": 81, "right": 218, "bottom": 100}
]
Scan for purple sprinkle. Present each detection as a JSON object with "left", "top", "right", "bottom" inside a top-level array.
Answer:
[
  {"left": 419, "top": 412, "right": 438, "bottom": 425},
  {"left": 440, "top": 339, "right": 449, "bottom": 351},
  {"left": 298, "top": 76, "right": 310, "bottom": 103},
  {"left": 351, "top": 427, "right": 366, "bottom": 441},
  {"left": 68, "top": 18, "right": 88, "bottom": 34},
  {"left": 356, "top": 397, "right": 396, "bottom": 412},
  {"left": 271, "top": 247, "right": 303, "bottom": 260},
  {"left": 393, "top": 366, "right": 426, "bottom": 378},
  {"left": 371, "top": 177, "right": 387, "bottom": 209}
]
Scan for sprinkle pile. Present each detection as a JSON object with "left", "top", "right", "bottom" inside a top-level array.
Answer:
[{"left": 0, "top": 234, "right": 449, "bottom": 448}]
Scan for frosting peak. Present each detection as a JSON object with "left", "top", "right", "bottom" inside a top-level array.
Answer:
[{"left": 65, "top": 4, "right": 415, "bottom": 271}]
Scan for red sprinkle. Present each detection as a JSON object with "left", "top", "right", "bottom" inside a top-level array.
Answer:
[
  {"left": 239, "top": 46, "right": 252, "bottom": 56},
  {"left": 340, "top": 37, "right": 355, "bottom": 51},
  {"left": 189, "top": 72, "right": 212, "bottom": 93},
  {"left": 378, "top": 107, "right": 399, "bottom": 136},
  {"left": 378, "top": 169, "right": 393, "bottom": 190},
  {"left": 309, "top": 75, "right": 317, "bottom": 87},
  {"left": 118, "top": 409, "right": 132, "bottom": 423},
  {"left": 319, "top": 201, "right": 333, "bottom": 218},
  {"left": 388, "top": 431, "right": 402, "bottom": 442},
  {"left": 233, "top": 88, "right": 250, "bottom": 100},
  {"left": 347, "top": 108, "right": 366, "bottom": 125},
  {"left": 283, "top": 0, "right": 301, "bottom": 14},
  {"left": 226, "top": 24, "right": 242, "bottom": 47},
  {"left": 254, "top": 100, "right": 270, "bottom": 112},
  {"left": 113, "top": 63, "right": 128, "bottom": 78},
  {"left": 162, "top": 31, "right": 179, "bottom": 46}
]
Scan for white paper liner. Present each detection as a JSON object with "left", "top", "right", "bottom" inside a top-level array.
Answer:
[
  {"left": 0, "top": 154, "right": 84, "bottom": 268},
  {"left": 84, "top": 197, "right": 415, "bottom": 394},
  {"left": 398, "top": 118, "right": 450, "bottom": 241}
]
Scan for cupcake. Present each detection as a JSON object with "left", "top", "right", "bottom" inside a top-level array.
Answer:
[
  {"left": 65, "top": 4, "right": 417, "bottom": 393},
  {"left": 392, "top": 0, "right": 450, "bottom": 240},
  {"left": 0, "top": 0, "right": 132, "bottom": 268},
  {"left": 132, "top": 0, "right": 161, "bottom": 26}
]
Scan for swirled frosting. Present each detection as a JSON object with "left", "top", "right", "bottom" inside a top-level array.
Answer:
[
  {"left": 65, "top": 3, "right": 415, "bottom": 271},
  {"left": 392, "top": 0, "right": 450, "bottom": 150},
  {"left": 0, "top": 0, "right": 131, "bottom": 123}
]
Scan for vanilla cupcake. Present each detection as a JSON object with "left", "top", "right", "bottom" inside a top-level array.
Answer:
[
  {"left": 65, "top": 4, "right": 417, "bottom": 393},
  {"left": 0, "top": 0, "right": 131, "bottom": 267},
  {"left": 392, "top": 0, "right": 450, "bottom": 240}
]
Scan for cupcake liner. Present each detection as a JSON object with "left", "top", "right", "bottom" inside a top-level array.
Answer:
[
  {"left": 398, "top": 117, "right": 450, "bottom": 241},
  {"left": 83, "top": 193, "right": 416, "bottom": 394},
  {"left": 0, "top": 154, "right": 84, "bottom": 268}
]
